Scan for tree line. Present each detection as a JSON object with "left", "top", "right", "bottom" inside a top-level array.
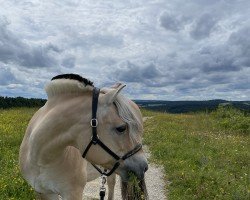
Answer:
[
  {"left": 0, "top": 96, "right": 46, "bottom": 109},
  {"left": 135, "top": 99, "right": 250, "bottom": 113}
]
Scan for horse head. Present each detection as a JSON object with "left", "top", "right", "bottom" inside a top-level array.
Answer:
[{"left": 83, "top": 83, "right": 148, "bottom": 181}]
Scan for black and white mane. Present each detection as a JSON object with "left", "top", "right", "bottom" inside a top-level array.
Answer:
[
  {"left": 45, "top": 74, "right": 94, "bottom": 98},
  {"left": 46, "top": 73, "right": 142, "bottom": 141},
  {"left": 51, "top": 74, "right": 94, "bottom": 86}
]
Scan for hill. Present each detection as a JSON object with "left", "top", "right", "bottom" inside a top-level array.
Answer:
[{"left": 135, "top": 99, "right": 250, "bottom": 113}]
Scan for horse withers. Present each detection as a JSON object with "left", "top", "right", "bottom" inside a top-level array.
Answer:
[{"left": 19, "top": 74, "right": 148, "bottom": 200}]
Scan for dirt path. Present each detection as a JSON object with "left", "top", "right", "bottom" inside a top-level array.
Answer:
[{"left": 83, "top": 117, "right": 167, "bottom": 200}]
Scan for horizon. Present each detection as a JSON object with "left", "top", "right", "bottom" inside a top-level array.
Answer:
[
  {"left": 1, "top": 95, "right": 249, "bottom": 102},
  {"left": 0, "top": 1, "right": 250, "bottom": 100}
]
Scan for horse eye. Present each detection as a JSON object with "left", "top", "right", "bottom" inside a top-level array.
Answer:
[{"left": 116, "top": 125, "right": 127, "bottom": 134}]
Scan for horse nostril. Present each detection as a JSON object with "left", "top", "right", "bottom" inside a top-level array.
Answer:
[{"left": 144, "top": 165, "right": 148, "bottom": 172}]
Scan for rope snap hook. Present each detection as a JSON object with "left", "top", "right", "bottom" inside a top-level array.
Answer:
[{"left": 99, "top": 173, "right": 107, "bottom": 200}]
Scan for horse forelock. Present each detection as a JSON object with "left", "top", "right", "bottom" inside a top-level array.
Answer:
[
  {"left": 114, "top": 94, "right": 143, "bottom": 140},
  {"left": 45, "top": 79, "right": 94, "bottom": 99}
]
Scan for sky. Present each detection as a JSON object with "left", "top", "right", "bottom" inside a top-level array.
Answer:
[{"left": 0, "top": 0, "right": 249, "bottom": 100}]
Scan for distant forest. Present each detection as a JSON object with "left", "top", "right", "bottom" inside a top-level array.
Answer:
[
  {"left": 0, "top": 96, "right": 249, "bottom": 113},
  {"left": 0, "top": 96, "right": 46, "bottom": 109},
  {"left": 134, "top": 99, "right": 250, "bottom": 113}
]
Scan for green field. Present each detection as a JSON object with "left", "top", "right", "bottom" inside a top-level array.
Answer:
[
  {"left": 0, "top": 107, "right": 249, "bottom": 199},
  {"left": 142, "top": 108, "right": 249, "bottom": 200},
  {"left": 0, "top": 108, "right": 36, "bottom": 199}
]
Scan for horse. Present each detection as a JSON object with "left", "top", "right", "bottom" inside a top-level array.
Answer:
[{"left": 19, "top": 74, "right": 148, "bottom": 200}]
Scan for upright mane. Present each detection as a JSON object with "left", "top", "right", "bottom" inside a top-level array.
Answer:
[
  {"left": 45, "top": 74, "right": 142, "bottom": 140},
  {"left": 45, "top": 74, "right": 94, "bottom": 99}
]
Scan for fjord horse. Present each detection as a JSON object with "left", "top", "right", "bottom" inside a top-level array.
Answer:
[{"left": 19, "top": 74, "right": 148, "bottom": 200}]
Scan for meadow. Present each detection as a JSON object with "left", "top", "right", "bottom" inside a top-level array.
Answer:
[
  {"left": 0, "top": 107, "right": 249, "bottom": 199},
  {"left": 0, "top": 108, "right": 36, "bottom": 199},
  {"left": 142, "top": 107, "right": 249, "bottom": 200}
]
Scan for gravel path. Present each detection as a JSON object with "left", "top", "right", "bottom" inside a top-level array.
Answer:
[{"left": 83, "top": 117, "right": 167, "bottom": 200}]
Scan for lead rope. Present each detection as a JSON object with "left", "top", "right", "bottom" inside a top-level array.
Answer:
[{"left": 99, "top": 170, "right": 107, "bottom": 200}]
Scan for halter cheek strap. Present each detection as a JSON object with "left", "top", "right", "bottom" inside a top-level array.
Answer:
[{"left": 82, "top": 87, "right": 142, "bottom": 176}]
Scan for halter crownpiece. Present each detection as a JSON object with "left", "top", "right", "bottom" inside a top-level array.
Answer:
[{"left": 82, "top": 87, "right": 142, "bottom": 176}]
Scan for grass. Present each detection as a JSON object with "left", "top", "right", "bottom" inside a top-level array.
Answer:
[
  {"left": 0, "top": 107, "right": 249, "bottom": 199},
  {"left": 126, "top": 173, "right": 147, "bottom": 200},
  {"left": 211, "top": 105, "right": 250, "bottom": 134},
  {"left": 0, "top": 108, "right": 36, "bottom": 199},
  {"left": 142, "top": 108, "right": 250, "bottom": 200}
]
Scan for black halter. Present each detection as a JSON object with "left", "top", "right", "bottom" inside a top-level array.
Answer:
[{"left": 82, "top": 87, "right": 142, "bottom": 176}]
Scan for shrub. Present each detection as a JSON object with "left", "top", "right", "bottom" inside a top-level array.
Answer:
[{"left": 211, "top": 105, "right": 250, "bottom": 134}]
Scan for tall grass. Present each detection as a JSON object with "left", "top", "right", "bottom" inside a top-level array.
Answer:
[
  {"left": 211, "top": 105, "right": 250, "bottom": 134},
  {"left": 0, "top": 108, "right": 36, "bottom": 199},
  {"left": 142, "top": 108, "right": 249, "bottom": 199}
]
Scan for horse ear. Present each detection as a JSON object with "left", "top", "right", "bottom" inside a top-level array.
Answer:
[
  {"left": 110, "top": 82, "right": 123, "bottom": 89},
  {"left": 101, "top": 83, "right": 126, "bottom": 104}
]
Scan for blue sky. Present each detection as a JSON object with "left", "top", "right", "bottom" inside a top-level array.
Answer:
[{"left": 0, "top": 0, "right": 249, "bottom": 100}]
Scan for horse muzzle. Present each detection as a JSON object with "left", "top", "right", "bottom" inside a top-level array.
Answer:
[{"left": 119, "top": 155, "right": 148, "bottom": 181}]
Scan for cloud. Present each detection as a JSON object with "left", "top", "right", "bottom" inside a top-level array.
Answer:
[
  {"left": 200, "top": 55, "right": 240, "bottom": 73},
  {"left": 62, "top": 56, "right": 76, "bottom": 68},
  {"left": 66, "top": 32, "right": 124, "bottom": 50},
  {"left": 0, "top": 67, "right": 17, "bottom": 85},
  {"left": 190, "top": 13, "right": 218, "bottom": 40},
  {"left": 228, "top": 26, "right": 250, "bottom": 66},
  {"left": 159, "top": 12, "right": 184, "bottom": 32},
  {"left": 113, "top": 61, "right": 163, "bottom": 84},
  {"left": 194, "top": 25, "right": 250, "bottom": 73},
  {"left": 0, "top": 16, "right": 59, "bottom": 68}
]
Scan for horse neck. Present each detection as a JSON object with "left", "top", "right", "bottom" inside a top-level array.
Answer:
[{"left": 29, "top": 93, "right": 92, "bottom": 166}]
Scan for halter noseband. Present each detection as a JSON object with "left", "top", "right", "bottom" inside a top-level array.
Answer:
[{"left": 82, "top": 87, "right": 142, "bottom": 176}]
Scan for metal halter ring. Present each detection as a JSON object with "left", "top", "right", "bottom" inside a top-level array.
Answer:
[{"left": 90, "top": 118, "right": 98, "bottom": 127}]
